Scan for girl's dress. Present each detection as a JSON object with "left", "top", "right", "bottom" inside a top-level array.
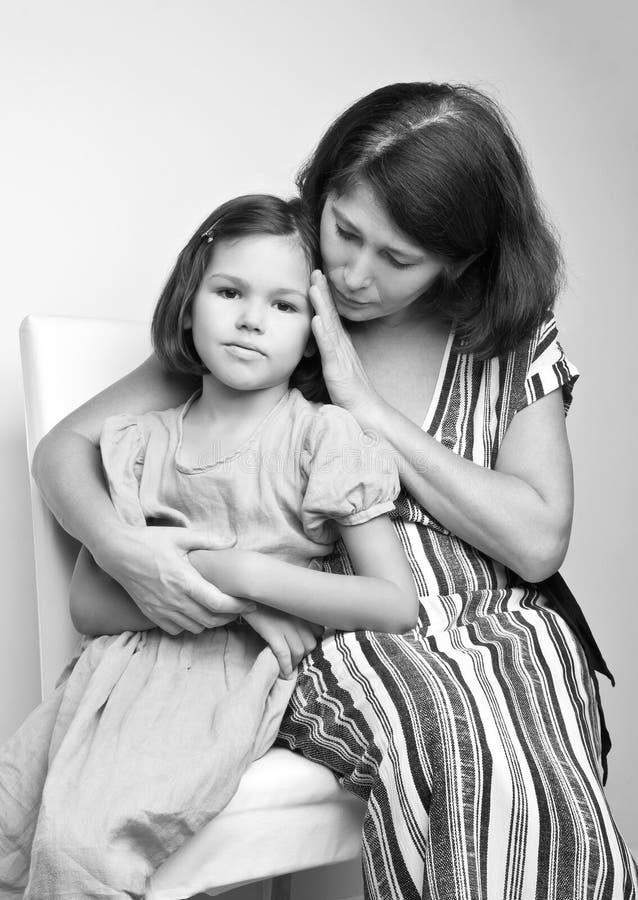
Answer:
[
  {"left": 0, "top": 388, "right": 398, "bottom": 899},
  {"left": 279, "top": 315, "right": 638, "bottom": 900}
]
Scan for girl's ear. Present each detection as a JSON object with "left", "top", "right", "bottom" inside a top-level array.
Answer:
[{"left": 183, "top": 310, "right": 193, "bottom": 329}]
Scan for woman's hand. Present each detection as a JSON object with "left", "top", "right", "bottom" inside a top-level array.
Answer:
[
  {"left": 309, "top": 270, "right": 379, "bottom": 415},
  {"left": 94, "top": 525, "right": 255, "bottom": 635},
  {"left": 242, "top": 606, "right": 323, "bottom": 678}
]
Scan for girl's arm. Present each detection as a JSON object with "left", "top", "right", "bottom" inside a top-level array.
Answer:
[
  {"left": 190, "top": 515, "right": 419, "bottom": 633},
  {"left": 309, "top": 272, "right": 573, "bottom": 583},
  {"left": 32, "top": 354, "right": 255, "bottom": 631},
  {"left": 70, "top": 546, "right": 156, "bottom": 635}
]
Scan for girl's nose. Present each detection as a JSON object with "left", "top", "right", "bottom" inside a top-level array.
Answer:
[
  {"left": 342, "top": 251, "right": 372, "bottom": 292},
  {"left": 237, "top": 299, "right": 265, "bottom": 332}
]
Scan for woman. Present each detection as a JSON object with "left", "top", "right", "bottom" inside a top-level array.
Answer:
[{"left": 33, "top": 82, "right": 637, "bottom": 899}]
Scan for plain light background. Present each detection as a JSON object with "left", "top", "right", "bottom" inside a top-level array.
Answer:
[{"left": 1, "top": 1, "right": 636, "bottom": 896}]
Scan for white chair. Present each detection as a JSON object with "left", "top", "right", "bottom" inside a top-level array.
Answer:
[{"left": 19, "top": 314, "right": 364, "bottom": 900}]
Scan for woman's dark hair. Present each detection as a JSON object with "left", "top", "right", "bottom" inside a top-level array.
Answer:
[
  {"left": 298, "top": 82, "right": 563, "bottom": 358},
  {"left": 152, "top": 194, "right": 326, "bottom": 402}
]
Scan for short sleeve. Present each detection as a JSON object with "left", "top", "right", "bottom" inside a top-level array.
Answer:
[
  {"left": 517, "top": 314, "right": 579, "bottom": 416},
  {"left": 99, "top": 414, "right": 147, "bottom": 527},
  {"left": 300, "top": 405, "right": 399, "bottom": 545}
]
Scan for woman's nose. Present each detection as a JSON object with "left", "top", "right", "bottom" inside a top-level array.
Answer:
[{"left": 342, "top": 251, "right": 372, "bottom": 292}]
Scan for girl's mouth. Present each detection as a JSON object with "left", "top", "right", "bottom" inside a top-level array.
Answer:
[{"left": 223, "top": 343, "right": 265, "bottom": 359}]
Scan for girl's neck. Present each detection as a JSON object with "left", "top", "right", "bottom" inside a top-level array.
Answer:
[
  {"left": 189, "top": 376, "right": 289, "bottom": 431},
  {"left": 179, "top": 377, "right": 290, "bottom": 469}
]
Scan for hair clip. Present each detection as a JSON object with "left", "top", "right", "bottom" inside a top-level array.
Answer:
[{"left": 201, "top": 223, "right": 216, "bottom": 243}]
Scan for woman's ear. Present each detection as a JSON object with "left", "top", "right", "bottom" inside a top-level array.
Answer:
[{"left": 449, "top": 251, "right": 483, "bottom": 279}]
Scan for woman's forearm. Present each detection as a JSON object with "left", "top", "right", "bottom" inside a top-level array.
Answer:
[
  {"left": 33, "top": 429, "right": 124, "bottom": 557},
  {"left": 32, "top": 354, "right": 195, "bottom": 557},
  {"left": 355, "top": 392, "right": 573, "bottom": 582},
  {"left": 189, "top": 549, "right": 416, "bottom": 633}
]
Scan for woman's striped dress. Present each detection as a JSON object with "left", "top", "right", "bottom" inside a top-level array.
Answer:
[{"left": 278, "top": 316, "right": 638, "bottom": 900}]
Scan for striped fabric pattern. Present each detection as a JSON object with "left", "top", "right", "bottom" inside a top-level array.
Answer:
[{"left": 279, "top": 316, "right": 638, "bottom": 899}]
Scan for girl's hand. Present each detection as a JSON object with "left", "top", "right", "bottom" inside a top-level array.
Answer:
[
  {"left": 94, "top": 525, "right": 255, "bottom": 635},
  {"left": 309, "top": 270, "right": 379, "bottom": 415},
  {"left": 242, "top": 606, "right": 323, "bottom": 678}
]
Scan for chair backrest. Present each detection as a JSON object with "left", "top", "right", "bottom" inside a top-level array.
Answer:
[{"left": 20, "top": 315, "right": 151, "bottom": 698}]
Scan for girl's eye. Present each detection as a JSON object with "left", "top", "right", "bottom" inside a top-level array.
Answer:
[
  {"left": 218, "top": 288, "right": 240, "bottom": 300},
  {"left": 335, "top": 223, "right": 357, "bottom": 242},
  {"left": 274, "top": 301, "right": 296, "bottom": 313}
]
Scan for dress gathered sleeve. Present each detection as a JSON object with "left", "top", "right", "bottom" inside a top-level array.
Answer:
[
  {"left": 99, "top": 413, "right": 147, "bottom": 527},
  {"left": 300, "top": 405, "right": 399, "bottom": 545},
  {"left": 517, "top": 313, "right": 580, "bottom": 417}
]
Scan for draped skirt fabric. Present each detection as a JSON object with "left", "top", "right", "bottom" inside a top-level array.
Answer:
[
  {"left": 0, "top": 626, "right": 294, "bottom": 899},
  {"left": 279, "top": 589, "right": 638, "bottom": 900}
]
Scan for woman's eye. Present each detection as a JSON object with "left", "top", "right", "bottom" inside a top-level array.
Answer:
[
  {"left": 218, "top": 288, "right": 240, "bottom": 300},
  {"left": 385, "top": 254, "right": 412, "bottom": 270},
  {"left": 335, "top": 223, "right": 357, "bottom": 242}
]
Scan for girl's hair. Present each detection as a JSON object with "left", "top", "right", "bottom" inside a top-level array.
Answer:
[
  {"left": 152, "top": 194, "right": 326, "bottom": 402},
  {"left": 297, "top": 82, "right": 563, "bottom": 358}
]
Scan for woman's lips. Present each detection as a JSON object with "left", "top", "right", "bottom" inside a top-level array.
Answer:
[{"left": 330, "top": 285, "right": 369, "bottom": 308}]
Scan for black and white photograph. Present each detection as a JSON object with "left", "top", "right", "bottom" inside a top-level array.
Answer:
[{"left": 1, "top": 2, "right": 636, "bottom": 898}]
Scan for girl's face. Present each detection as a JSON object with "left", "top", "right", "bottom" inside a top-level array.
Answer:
[
  {"left": 188, "top": 234, "right": 313, "bottom": 393},
  {"left": 320, "top": 180, "right": 446, "bottom": 326}
]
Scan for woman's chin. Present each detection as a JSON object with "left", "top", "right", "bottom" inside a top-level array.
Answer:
[{"left": 332, "top": 289, "right": 376, "bottom": 321}]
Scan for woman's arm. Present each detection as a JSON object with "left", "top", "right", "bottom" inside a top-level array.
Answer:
[
  {"left": 69, "top": 545, "right": 322, "bottom": 676},
  {"left": 33, "top": 355, "right": 193, "bottom": 545},
  {"left": 190, "top": 515, "right": 419, "bottom": 633},
  {"left": 309, "top": 272, "right": 572, "bottom": 583},
  {"left": 32, "top": 354, "right": 255, "bottom": 631},
  {"left": 360, "top": 390, "right": 572, "bottom": 583}
]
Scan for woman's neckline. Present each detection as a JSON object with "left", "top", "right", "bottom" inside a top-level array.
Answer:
[
  {"left": 348, "top": 314, "right": 456, "bottom": 432},
  {"left": 422, "top": 324, "right": 456, "bottom": 433}
]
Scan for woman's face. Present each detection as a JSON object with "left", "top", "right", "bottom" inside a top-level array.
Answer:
[{"left": 319, "top": 180, "right": 446, "bottom": 325}]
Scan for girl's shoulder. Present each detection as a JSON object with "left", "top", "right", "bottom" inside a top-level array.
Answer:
[
  {"left": 100, "top": 399, "right": 192, "bottom": 454},
  {"left": 286, "top": 389, "right": 367, "bottom": 455}
]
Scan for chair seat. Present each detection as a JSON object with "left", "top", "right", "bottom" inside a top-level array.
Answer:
[{"left": 148, "top": 748, "right": 365, "bottom": 896}]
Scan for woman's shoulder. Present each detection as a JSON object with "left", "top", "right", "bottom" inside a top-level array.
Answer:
[{"left": 488, "top": 311, "right": 579, "bottom": 421}]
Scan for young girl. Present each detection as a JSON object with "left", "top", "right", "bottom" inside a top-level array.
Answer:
[{"left": 0, "top": 194, "right": 417, "bottom": 899}]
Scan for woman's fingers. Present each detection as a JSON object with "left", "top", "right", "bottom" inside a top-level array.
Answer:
[
  {"left": 186, "top": 570, "right": 255, "bottom": 616},
  {"left": 95, "top": 524, "right": 252, "bottom": 632},
  {"left": 309, "top": 271, "right": 342, "bottom": 331},
  {"left": 151, "top": 610, "right": 202, "bottom": 635},
  {"left": 175, "top": 528, "right": 237, "bottom": 552}
]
